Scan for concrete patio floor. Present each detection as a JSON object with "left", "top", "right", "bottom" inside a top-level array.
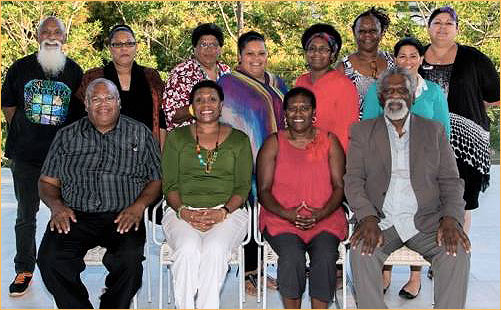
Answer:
[{"left": 1, "top": 166, "right": 499, "bottom": 309}]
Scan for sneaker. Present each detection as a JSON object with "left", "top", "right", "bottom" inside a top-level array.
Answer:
[{"left": 9, "top": 272, "right": 33, "bottom": 297}]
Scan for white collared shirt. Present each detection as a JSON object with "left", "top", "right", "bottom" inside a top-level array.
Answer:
[
  {"left": 379, "top": 115, "right": 419, "bottom": 242},
  {"left": 415, "top": 74, "right": 428, "bottom": 98}
]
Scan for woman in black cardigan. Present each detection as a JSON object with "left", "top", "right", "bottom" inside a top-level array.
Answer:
[{"left": 420, "top": 7, "right": 499, "bottom": 235}]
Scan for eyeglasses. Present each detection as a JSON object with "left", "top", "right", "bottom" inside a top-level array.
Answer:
[
  {"left": 110, "top": 41, "right": 137, "bottom": 48},
  {"left": 306, "top": 47, "right": 331, "bottom": 55},
  {"left": 198, "top": 41, "right": 219, "bottom": 49},
  {"left": 90, "top": 95, "right": 117, "bottom": 106}
]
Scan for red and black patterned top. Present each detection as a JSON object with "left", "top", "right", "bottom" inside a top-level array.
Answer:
[{"left": 162, "top": 56, "right": 231, "bottom": 132}]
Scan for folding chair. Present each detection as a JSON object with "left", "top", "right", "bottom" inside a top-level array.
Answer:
[
  {"left": 53, "top": 246, "right": 138, "bottom": 309},
  {"left": 254, "top": 202, "right": 352, "bottom": 309},
  {"left": 151, "top": 200, "right": 253, "bottom": 309}
]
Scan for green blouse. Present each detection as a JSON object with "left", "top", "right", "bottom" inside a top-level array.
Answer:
[{"left": 162, "top": 125, "right": 252, "bottom": 208}]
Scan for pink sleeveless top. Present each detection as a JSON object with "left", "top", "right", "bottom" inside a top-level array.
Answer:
[{"left": 259, "top": 129, "right": 348, "bottom": 243}]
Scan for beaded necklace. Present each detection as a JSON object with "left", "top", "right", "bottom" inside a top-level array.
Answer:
[{"left": 195, "top": 124, "right": 220, "bottom": 174}]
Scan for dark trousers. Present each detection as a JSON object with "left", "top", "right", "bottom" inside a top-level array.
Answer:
[
  {"left": 37, "top": 211, "right": 145, "bottom": 309},
  {"left": 264, "top": 230, "right": 340, "bottom": 302},
  {"left": 11, "top": 160, "right": 42, "bottom": 273}
]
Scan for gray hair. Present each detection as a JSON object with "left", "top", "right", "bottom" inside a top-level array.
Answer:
[
  {"left": 37, "top": 16, "right": 66, "bottom": 40},
  {"left": 84, "top": 78, "right": 121, "bottom": 107},
  {"left": 376, "top": 67, "right": 416, "bottom": 99}
]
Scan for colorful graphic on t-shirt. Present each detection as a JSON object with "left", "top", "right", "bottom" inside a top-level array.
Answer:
[{"left": 24, "top": 79, "right": 71, "bottom": 125}]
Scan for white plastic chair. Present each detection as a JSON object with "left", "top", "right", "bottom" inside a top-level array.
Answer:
[
  {"left": 151, "top": 200, "right": 253, "bottom": 309},
  {"left": 53, "top": 246, "right": 138, "bottom": 309},
  {"left": 143, "top": 198, "right": 164, "bottom": 303},
  {"left": 254, "top": 202, "right": 352, "bottom": 309}
]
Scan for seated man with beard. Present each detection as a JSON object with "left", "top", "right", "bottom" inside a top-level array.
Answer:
[
  {"left": 344, "top": 67, "right": 471, "bottom": 309},
  {"left": 1, "top": 16, "right": 85, "bottom": 297}
]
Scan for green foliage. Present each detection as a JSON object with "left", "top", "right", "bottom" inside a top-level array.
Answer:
[{"left": 1, "top": 1, "right": 500, "bottom": 165}]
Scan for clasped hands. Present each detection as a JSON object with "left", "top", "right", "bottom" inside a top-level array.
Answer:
[
  {"left": 50, "top": 203, "right": 145, "bottom": 234},
  {"left": 350, "top": 215, "right": 471, "bottom": 256},
  {"left": 282, "top": 201, "right": 328, "bottom": 230},
  {"left": 180, "top": 208, "right": 227, "bottom": 232}
]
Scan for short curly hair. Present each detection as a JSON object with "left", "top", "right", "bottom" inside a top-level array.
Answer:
[{"left": 191, "top": 23, "right": 224, "bottom": 47}]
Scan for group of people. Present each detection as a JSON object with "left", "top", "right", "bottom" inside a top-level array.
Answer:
[{"left": 2, "top": 5, "right": 498, "bottom": 310}]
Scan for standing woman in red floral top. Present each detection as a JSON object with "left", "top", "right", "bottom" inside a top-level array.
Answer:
[{"left": 162, "top": 23, "right": 231, "bottom": 132}]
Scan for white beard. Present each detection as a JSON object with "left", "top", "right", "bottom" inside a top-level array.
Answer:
[
  {"left": 37, "top": 40, "right": 66, "bottom": 77},
  {"left": 384, "top": 98, "right": 409, "bottom": 121}
]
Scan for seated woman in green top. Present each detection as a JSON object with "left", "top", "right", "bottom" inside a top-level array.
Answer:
[
  {"left": 362, "top": 37, "right": 450, "bottom": 138},
  {"left": 161, "top": 80, "right": 252, "bottom": 309},
  {"left": 362, "top": 37, "right": 450, "bottom": 299}
]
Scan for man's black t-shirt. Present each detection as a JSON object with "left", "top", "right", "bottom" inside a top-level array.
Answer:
[{"left": 2, "top": 53, "right": 84, "bottom": 164}]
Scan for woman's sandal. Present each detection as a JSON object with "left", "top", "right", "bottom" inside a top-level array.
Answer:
[
  {"left": 245, "top": 274, "right": 258, "bottom": 296},
  {"left": 245, "top": 273, "right": 279, "bottom": 296}
]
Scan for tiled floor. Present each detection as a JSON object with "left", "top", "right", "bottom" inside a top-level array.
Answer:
[{"left": 1, "top": 166, "right": 499, "bottom": 309}]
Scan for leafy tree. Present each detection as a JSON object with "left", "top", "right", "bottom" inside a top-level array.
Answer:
[{"left": 1, "top": 1, "right": 499, "bottom": 165}]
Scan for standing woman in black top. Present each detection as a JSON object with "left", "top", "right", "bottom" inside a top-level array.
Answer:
[
  {"left": 420, "top": 6, "right": 499, "bottom": 234},
  {"left": 76, "top": 24, "right": 167, "bottom": 148}
]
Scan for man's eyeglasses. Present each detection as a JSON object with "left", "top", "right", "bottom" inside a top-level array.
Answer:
[
  {"left": 110, "top": 41, "right": 137, "bottom": 48},
  {"left": 90, "top": 95, "right": 117, "bottom": 106}
]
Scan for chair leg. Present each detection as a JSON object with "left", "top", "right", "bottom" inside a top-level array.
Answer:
[
  {"left": 167, "top": 266, "right": 172, "bottom": 304},
  {"left": 146, "top": 235, "right": 152, "bottom": 303},
  {"left": 239, "top": 246, "right": 244, "bottom": 309},
  {"left": 431, "top": 275, "right": 435, "bottom": 307},
  {"left": 263, "top": 247, "right": 268, "bottom": 310},
  {"left": 159, "top": 258, "right": 163, "bottom": 309},
  {"left": 343, "top": 248, "right": 347, "bottom": 309},
  {"left": 257, "top": 244, "right": 262, "bottom": 303}
]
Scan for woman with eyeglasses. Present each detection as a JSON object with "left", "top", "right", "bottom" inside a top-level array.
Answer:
[
  {"left": 76, "top": 24, "right": 166, "bottom": 146},
  {"left": 296, "top": 23, "right": 359, "bottom": 151},
  {"left": 163, "top": 23, "right": 231, "bottom": 133},
  {"left": 336, "top": 7, "right": 395, "bottom": 115}
]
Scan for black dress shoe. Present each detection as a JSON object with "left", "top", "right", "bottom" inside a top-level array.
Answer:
[
  {"left": 383, "top": 283, "right": 390, "bottom": 294},
  {"left": 398, "top": 285, "right": 421, "bottom": 299},
  {"left": 427, "top": 268, "right": 433, "bottom": 279}
]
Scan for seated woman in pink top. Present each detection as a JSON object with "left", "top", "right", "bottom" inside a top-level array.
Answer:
[
  {"left": 295, "top": 24, "right": 359, "bottom": 151},
  {"left": 257, "top": 87, "right": 348, "bottom": 309}
]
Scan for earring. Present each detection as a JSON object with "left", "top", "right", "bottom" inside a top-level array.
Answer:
[
  {"left": 188, "top": 105, "right": 195, "bottom": 117},
  {"left": 312, "top": 116, "right": 317, "bottom": 123},
  {"left": 284, "top": 118, "right": 288, "bottom": 128}
]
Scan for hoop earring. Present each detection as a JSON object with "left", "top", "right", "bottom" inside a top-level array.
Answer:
[
  {"left": 284, "top": 118, "right": 289, "bottom": 128},
  {"left": 312, "top": 116, "right": 317, "bottom": 123},
  {"left": 188, "top": 105, "right": 195, "bottom": 117}
]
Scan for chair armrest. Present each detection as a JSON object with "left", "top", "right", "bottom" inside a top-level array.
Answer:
[
  {"left": 152, "top": 199, "right": 166, "bottom": 246},
  {"left": 240, "top": 200, "right": 253, "bottom": 246}
]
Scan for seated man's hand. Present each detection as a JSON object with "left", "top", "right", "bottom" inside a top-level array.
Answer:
[
  {"left": 114, "top": 203, "right": 144, "bottom": 234},
  {"left": 50, "top": 205, "right": 77, "bottom": 234},
  {"left": 437, "top": 216, "right": 471, "bottom": 256},
  {"left": 350, "top": 216, "right": 383, "bottom": 255}
]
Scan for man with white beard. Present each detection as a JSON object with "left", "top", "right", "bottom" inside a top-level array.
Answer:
[
  {"left": 1, "top": 16, "right": 84, "bottom": 297},
  {"left": 344, "top": 67, "right": 471, "bottom": 308}
]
